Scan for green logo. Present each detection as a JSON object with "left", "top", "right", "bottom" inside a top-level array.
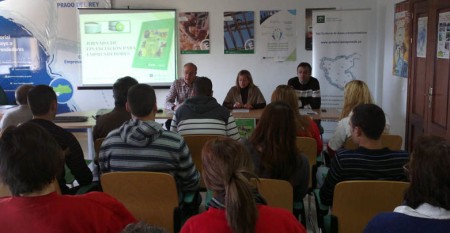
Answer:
[
  {"left": 115, "top": 22, "right": 124, "bottom": 31},
  {"left": 317, "top": 15, "right": 325, "bottom": 23}
]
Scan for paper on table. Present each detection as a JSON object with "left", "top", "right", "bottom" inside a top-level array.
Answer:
[
  {"left": 232, "top": 109, "right": 250, "bottom": 113},
  {"left": 300, "top": 109, "right": 317, "bottom": 115}
]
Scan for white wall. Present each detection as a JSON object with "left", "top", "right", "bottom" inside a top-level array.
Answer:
[{"left": 96, "top": 0, "right": 407, "bottom": 140}]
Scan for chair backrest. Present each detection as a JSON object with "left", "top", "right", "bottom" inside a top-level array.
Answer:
[
  {"left": 94, "top": 137, "right": 104, "bottom": 164},
  {"left": 344, "top": 134, "right": 403, "bottom": 150},
  {"left": 255, "top": 178, "right": 293, "bottom": 212},
  {"left": 332, "top": 180, "right": 409, "bottom": 233},
  {"left": 182, "top": 135, "right": 220, "bottom": 189},
  {"left": 296, "top": 137, "right": 317, "bottom": 189},
  {"left": 0, "top": 180, "right": 61, "bottom": 198},
  {"left": 101, "top": 172, "right": 179, "bottom": 233}
]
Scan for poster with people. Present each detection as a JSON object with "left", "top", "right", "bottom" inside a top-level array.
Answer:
[
  {"left": 437, "top": 11, "right": 450, "bottom": 59},
  {"left": 223, "top": 11, "right": 254, "bottom": 54},
  {"left": 259, "top": 10, "right": 296, "bottom": 61},
  {"left": 179, "top": 12, "right": 210, "bottom": 54},
  {"left": 393, "top": 1, "right": 410, "bottom": 78}
]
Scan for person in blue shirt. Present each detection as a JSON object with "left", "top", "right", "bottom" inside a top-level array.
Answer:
[{"left": 364, "top": 135, "right": 450, "bottom": 233}]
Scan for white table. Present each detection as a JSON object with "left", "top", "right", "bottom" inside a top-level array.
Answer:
[{"left": 55, "top": 111, "right": 96, "bottom": 161}]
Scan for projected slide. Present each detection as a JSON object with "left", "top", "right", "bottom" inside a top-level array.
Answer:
[{"left": 78, "top": 9, "right": 176, "bottom": 87}]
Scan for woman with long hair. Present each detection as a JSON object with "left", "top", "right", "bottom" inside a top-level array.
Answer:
[
  {"left": 364, "top": 136, "right": 450, "bottom": 232},
  {"left": 327, "top": 80, "right": 390, "bottom": 156},
  {"left": 223, "top": 70, "right": 266, "bottom": 109},
  {"left": 271, "top": 84, "right": 323, "bottom": 153},
  {"left": 181, "top": 138, "right": 305, "bottom": 233},
  {"left": 242, "top": 101, "right": 310, "bottom": 202}
]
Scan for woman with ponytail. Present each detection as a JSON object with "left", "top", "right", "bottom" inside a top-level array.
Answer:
[{"left": 180, "top": 137, "right": 305, "bottom": 233}]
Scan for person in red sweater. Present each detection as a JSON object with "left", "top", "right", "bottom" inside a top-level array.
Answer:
[
  {"left": 0, "top": 122, "right": 136, "bottom": 233},
  {"left": 181, "top": 137, "right": 306, "bottom": 233},
  {"left": 271, "top": 85, "right": 323, "bottom": 153}
]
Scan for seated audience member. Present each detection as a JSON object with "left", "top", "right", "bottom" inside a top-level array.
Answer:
[
  {"left": 181, "top": 137, "right": 306, "bottom": 233},
  {"left": 0, "top": 84, "right": 33, "bottom": 130},
  {"left": 241, "top": 101, "right": 309, "bottom": 202},
  {"left": 93, "top": 76, "right": 138, "bottom": 140},
  {"left": 27, "top": 85, "right": 93, "bottom": 194},
  {"left": 287, "top": 62, "right": 321, "bottom": 109},
  {"left": 319, "top": 104, "right": 409, "bottom": 206},
  {"left": 99, "top": 84, "right": 200, "bottom": 200},
  {"left": 271, "top": 85, "right": 323, "bottom": 153},
  {"left": 327, "top": 80, "right": 391, "bottom": 157},
  {"left": 170, "top": 77, "right": 240, "bottom": 140},
  {"left": 364, "top": 135, "right": 450, "bottom": 233},
  {"left": 0, "top": 122, "right": 136, "bottom": 232},
  {"left": 222, "top": 70, "right": 266, "bottom": 110}
]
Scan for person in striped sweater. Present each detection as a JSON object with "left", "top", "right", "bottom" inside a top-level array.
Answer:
[
  {"left": 319, "top": 104, "right": 409, "bottom": 206},
  {"left": 99, "top": 84, "right": 200, "bottom": 200},
  {"left": 170, "top": 77, "right": 240, "bottom": 140}
]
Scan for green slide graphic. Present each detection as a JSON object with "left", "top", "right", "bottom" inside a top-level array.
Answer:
[{"left": 133, "top": 19, "right": 173, "bottom": 70}]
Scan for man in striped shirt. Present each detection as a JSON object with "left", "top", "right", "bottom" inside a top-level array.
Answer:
[
  {"left": 319, "top": 104, "right": 409, "bottom": 206},
  {"left": 99, "top": 84, "right": 200, "bottom": 198},
  {"left": 170, "top": 77, "right": 240, "bottom": 140}
]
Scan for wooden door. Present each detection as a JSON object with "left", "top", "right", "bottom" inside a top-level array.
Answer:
[{"left": 407, "top": 0, "right": 450, "bottom": 151}]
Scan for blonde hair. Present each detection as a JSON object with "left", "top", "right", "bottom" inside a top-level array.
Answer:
[
  {"left": 271, "top": 85, "right": 311, "bottom": 133},
  {"left": 340, "top": 80, "right": 374, "bottom": 119},
  {"left": 235, "top": 70, "right": 255, "bottom": 91},
  {"left": 202, "top": 138, "right": 258, "bottom": 233}
]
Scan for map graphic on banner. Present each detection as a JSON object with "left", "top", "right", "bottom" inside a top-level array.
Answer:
[
  {"left": 312, "top": 10, "right": 369, "bottom": 109},
  {"left": 0, "top": 0, "right": 111, "bottom": 113},
  {"left": 319, "top": 53, "right": 361, "bottom": 89}
]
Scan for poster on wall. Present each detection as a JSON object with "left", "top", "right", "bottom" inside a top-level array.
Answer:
[
  {"left": 179, "top": 12, "right": 209, "bottom": 54},
  {"left": 0, "top": 0, "right": 111, "bottom": 112},
  {"left": 259, "top": 10, "right": 296, "bottom": 61},
  {"left": 437, "top": 12, "right": 450, "bottom": 59},
  {"left": 312, "top": 10, "right": 370, "bottom": 108},
  {"left": 223, "top": 11, "right": 254, "bottom": 54},
  {"left": 417, "top": 17, "right": 427, "bottom": 58},
  {"left": 393, "top": 1, "right": 410, "bottom": 78},
  {"left": 305, "top": 8, "right": 335, "bottom": 51}
]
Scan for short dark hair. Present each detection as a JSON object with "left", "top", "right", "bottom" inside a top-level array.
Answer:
[
  {"left": 405, "top": 135, "right": 450, "bottom": 209},
  {"left": 113, "top": 76, "right": 138, "bottom": 107},
  {"left": 350, "top": 104, "right": 385, "bottom": 140},
  {"left": 297, "top": 62, "right": 312, "bottom": 73},
  {"left": 15, "top": 84, "right": 33, "bottom": 105},
  {"left": 127, "top": 84, "right": 156, "bottom": 117},
  {"left": 0, "top": 122, "right": 64, "bottom": 196},
  {"left": 193, "top": 77, "right": 212, "bottom": 96},
  {"left": 27, "top": 85, "right": 57, "bottom": 116}
]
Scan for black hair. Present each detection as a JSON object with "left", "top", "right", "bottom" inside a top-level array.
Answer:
[
  {"left": 113, "top": 76, "right": 138, "bottom": 107},
  {"left": 127, "top": 84, "right": 156, "bottom": 117},
  {"left": 27, "top": 85, "right": 57, "bottom": 116},
  {"left": 350, "top": 104, "right": 386, "bottom": 140},
  {"left": 0, "top": 122, "right": 64, "bottom": 195},
  {"left": 193, "top": 76, "right": 212, "bottom": 96}
]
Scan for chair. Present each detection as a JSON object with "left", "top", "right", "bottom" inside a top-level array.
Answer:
[
  {"left": 344, "top": 134, "right": 403, "bottom": 150},
  {"left": 182, "top": 135, "right": 220, "bottom": 190},
  {"left": 0, "top": 180, "right": 61, "bottom": 198},
  {"left": 318, "top": 180, "right": 409, "bottom": 233},
  {"left": 296, "top": 137, "right": 317, "bottom": 189},
  {"left": 255, "top": 178, "right": 293, "bottom": 212},
  {"left": 296, "top": 137, "right": 317, "bottom": 228},
  {"left": 101, "top": 172, "right": 180, "bottom": 233}
]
